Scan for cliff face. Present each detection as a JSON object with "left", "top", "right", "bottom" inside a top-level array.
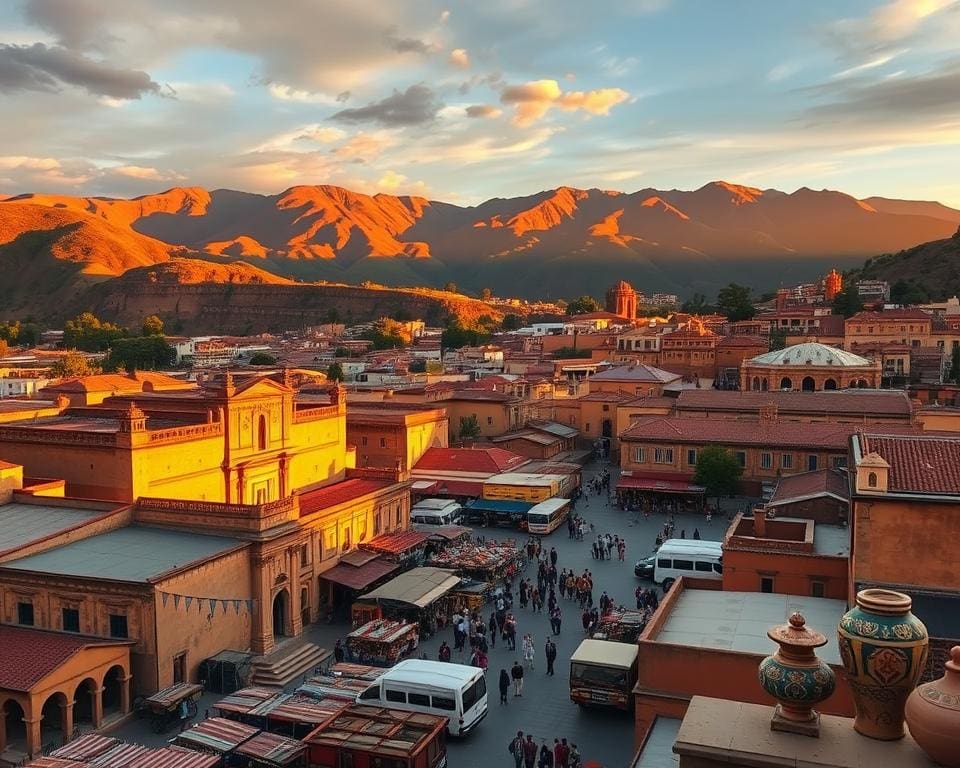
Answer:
[{"left": 854, "top": 228, "right": 960, "bottom": 300}]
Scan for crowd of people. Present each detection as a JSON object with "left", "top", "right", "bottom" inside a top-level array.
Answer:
[{"left": 509, "top": 731, "right": 582, "bottom": 768}]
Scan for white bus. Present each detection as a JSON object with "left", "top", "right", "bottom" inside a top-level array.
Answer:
[
  {"left": 356, "top": 659, "right": 487, "bottom": 736},
  {"left": 526, "top": 497, "right": 572, "bottom": 534},
  {"left": 411, "top": 499, "right": 463, "bottom": 526},
  {"left": 653, "top": 539, "right": 723, "bottom": 589}
]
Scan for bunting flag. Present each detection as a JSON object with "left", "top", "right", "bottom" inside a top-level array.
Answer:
[
  {"left": 233, "top": 599, "right": 241, "bottom": 614},
  {"left": 173, "top": 594, "right": 181, "bottom": 609},
  {"left": 222, "top": 599, "right": 230, "bottom": 614},
  {"left": 161, "top": 592, "right": 169, "bottom": 608},
  {"left": 185, "top": 596, "right": 193, "bottom": 611},
  {"left": 156, "top": 589, "right": 258, "bottom": 618},
  {"left": 209, "top": 599, "right": 218, "bottom": 615}
]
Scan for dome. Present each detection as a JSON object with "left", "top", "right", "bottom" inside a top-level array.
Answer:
[{"left": 749, "top": 342, "right": 872, "bottom": 368}]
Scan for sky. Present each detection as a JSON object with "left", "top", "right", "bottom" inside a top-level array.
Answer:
[{"left": 1, "top": 0, "right": 959, "bottom": 206}]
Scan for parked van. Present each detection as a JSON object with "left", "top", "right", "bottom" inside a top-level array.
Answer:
[
  {"left": 410, "top": 499, "right": 463, "bottom": 526},
  {"left": 356, "top": 659, "right": 487, "bottom": 736},
  {"left": 653, "top": 539, "right": 723, "bottom": 589}
]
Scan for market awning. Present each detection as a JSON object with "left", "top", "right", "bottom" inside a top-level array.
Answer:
[
  {"left": 234, "top": 732, "right": 306, "bottom": 767},
  {"left": 363, "top": 530, "right": 431, "bottom": 556},
  {"left": 321, "top": 559, "right": 399, "bottom": 591},
  {"left": 360, "top": 567, "right": 461, "bottom": 608},
  {"left": 616, "top": 473, "right": 705, "bottom": 495}
]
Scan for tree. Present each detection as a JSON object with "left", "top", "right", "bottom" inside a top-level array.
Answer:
[
  {"left": 441, "top": 320, "right": 490, "bottom": 350},
  {"left": 890, "top": 279, "right": 929, "bottom": 306},
  {"left": 715, "top": 283, "right": 756, "bottom": 321},
  {"left": 408, "top": 358, "right": 427, "bottom": 373},
  {"left": 443, "top": 282, "right": 458, "bottom": 294},
  {"left": 565, "top": 296, "right": 600, "bottom": 316},
  {"left": 949, "top": 346, "right": 960, "bottom": 385},
  {"left": 141, "top": 315, "right": 165, "bottom": 337},
  {"left": 334, "top": 346, "right": 351, "bottom": 357},
  {"left": 326, "top": 362, "right": 345, "bottom": 381},
  {"left": 103, "top": 336, "right": 176, "bottom": 372},
  {"left": 458, "top": 415, "right": 482, "bottom": 441},
  {"left": 501, "top": 313, "right": 522, "bottom": 331},
  {"left": 363, "top": 318, "right": 408, "bottom": 349},
  {"left": 51, "top": 352, "right": 99, "bottom": 378},
  {"left": 64, "top": 313, "right": 127, "bottom": 351},
  {"left": 832, "top": 282, "right": 864, "bottom": 318},
  {"left": 693, "top": 445, "right": 743, "bottom": 505},
  {"left": 768, "top": 327, "right": 788, "bottom": 352},
  {"left": 0, "top": 321, "right": 20, "bottom": 343},
  {"left": 249, "top": 353, "right": 277, "bottom": 366},
  {"left": 681, "top": 292, "right": 713, "bottom": 314},
  {"left": 480, "top": 287, "right": 493, "bottom": 301}
]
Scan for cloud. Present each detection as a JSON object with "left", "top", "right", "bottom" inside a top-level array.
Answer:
[
  {"left": 766, "top": 62, "right": 800, "bottom": 83},
  {"left": 331, "top": 84, "right": 441, "bottom": 126},
  {"left": 0, "top": 155, "right": 60, "bottom": 171},
  {"left": 267, "top": 83, "right": 339, "bottom": 104},
  {"left": 0, "top": 43, "right": 160, "bottom": 98},
  {"left": 0, "top": 154, "right": 95, "bottom": 187},
  {"left": 449, "top": 48, "right": 470, "bottom": 68},
  {"left": 465, "top": 104, "right": 503, "bottom": 119},
  {"left": 110, "top": 165, "right": 185, "bottom": 182},
  {"left": 500, "top": 79, "right": 629, "bottom": 125},
  {"left": 383, "top": 27, "right": 439, "bottom": 55},
  {"left": 333, "top": 131, "right": 398, "bottom": 160},
  {"left": 377, "top": 170, "right": 406, "bottom": 190},
  {"left": 831, "top": 51, "right": 904, "bottom": 79},
  {"left": 166, "top": 81, "right": 234, "bottom": 102},
  {"left": 824, "top": 0, "right": 958, "bottom": 57}
]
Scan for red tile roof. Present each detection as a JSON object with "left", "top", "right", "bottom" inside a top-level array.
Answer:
[
  {"left": 675, "top": 389, "right": 913, "bottom": 418},
  {"left": 621, "top": 416, "right": 917, "bottom": 450},
  {"left": 856, "top": 433, "right": 960, "bottom": 495},
  {"left": 716, "top": 336, "right": 767, "bottom": 348},
  {"left": 769, "top": 469, "right": 850, "bottom": 507},
  {"left": 0, "top": 625, "right": 128, "bottom": 692},
  {"left": 364, "top": 530, "right": 431, "bottom": 555},
  {"left": 414, "top": 447, "right": 528, "bottom": 474},
  {"left": 589, "top": 364, "right": 681, "bottom": 383},
  {"left": 298, "top": 479, "right": 394, "bottom": 516},
  {"left": 847, "top": 308, "right": 931, "bottom": 322},
  {"left": 45, "top": 373, "right": 191, "bottom": 393},
  {"left": 321, "top": 559, "right": 399, "bottom": 590}
]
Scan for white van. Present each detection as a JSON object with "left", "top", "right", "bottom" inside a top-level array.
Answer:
[
  {"left": 653, "top": 539, "right": 723, "bottom": 589},
  {"left": 356, "top": 659, "right": 487, "bottom": 736},
  {"left": 411, "top": 499, "right": 463, "bottom": 526}
]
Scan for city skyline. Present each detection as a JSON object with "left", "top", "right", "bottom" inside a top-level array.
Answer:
[{"left": 1, "top": 0, "right": 959, "bottom": 206}]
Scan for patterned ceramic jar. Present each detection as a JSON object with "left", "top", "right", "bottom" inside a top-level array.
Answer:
[
  {"left": 837, "top": 588, "right": 929, "bottom": 740},
  {"left": 758, "top": 612, "right": 836, "bottom": 735},
  {"left": 905, "top": 646, "right": 960, "bottom": 767}
]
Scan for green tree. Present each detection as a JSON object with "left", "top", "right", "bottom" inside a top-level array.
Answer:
[
  {"left": 458, "top": 415, "right": 482, "bottom": 440},
  {"left": 64, "top": 313, "right": 127, "bottom": 351},
  {"left": 0, "top": 320, "right": 21, "bottom": 343},
  {"left": 501, "top": 313, "right": 522, "bottom": 331},
  {"left": 693, "top": 445, "right": 743, "bottom": 505},
  {"left": 441, "top": 320, "right": 490, "bottom": 350},
  {"left": 325, "top": 308, "right": 341, "bottom": 324},
  {"left": 443, "top": 281, "right": 459, "bottom": 294},
  {"left": 408, "top": 358, "right": 427, "bottom": 373},
  {"left": 16, "top": 322, "right": 40, "bottom": 347},
  {"left": 768, "top": 327, "right": 788, "bottom": 352},
  {"left": 715, "top": 283, "right": 756, "bottom": 321},
  {"left": 890, "top": 279, "right": 929, "bottom": 305},
  {"left": 141, "top": 315, "right": 165, "bottom": 337},
  {"left": 832, "top": 282, "right": 864, "bottom": 318},
  {"left": 249, "top": 352, "right": 277, "bottom": 366},
  {"left": 334, "top": 346, "right": 351, "bottom": 357},
  {"left": 326, "top": 362, "right": 345, "bottom": 381},
  {"left": 680, "top": 292, "right": 713, "bottom": 314},
  {"left": 51, "top": 352, "right": 100, "bottom": 378},
  {"left": 949, "top": 346, "right": 960, "bottom": 385},
  {"left": 565, "top": 296, "right": 600, "bottom": 315},
  {"left": 363, "top": 318, "right": 407, "bottom": 349},
  {"left": 104, "top": 337, "right": 175, "bottom": 372},
  {"left": 480, "top": 287, "right": 493, "bottom": 301}
]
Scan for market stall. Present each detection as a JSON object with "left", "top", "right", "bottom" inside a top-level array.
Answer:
[
  {"left": 428, "top": 540, "right": 524, "bottom": 583},
  {"left": 88, "top": 744, "right": 153, "bottom": 768},
  {"left": 126, "top": 747, "right": 220, "bottom": 768},
  {"left": 352, "top": 567, "right": 462, "bottom": 639},
  {"left": 232, "top": 732, "right": 306, "bottom": 768},
  {"left": 51, "top": 734, "right": 118, "bottom": 762},
  {"left": 590, "top": 609, "right": 648, "bottom": 644},
  {"left": 137, "top": 682, "right": 204, "bottom": 733},
  {"left": 361, "top": 530, "right": 432, "bottom": 567},
  {"left": 448, "top": 579, "right": 492, "bottom": 613},
  {"left": 172, "top": 717, "right": 259, "bottom": 762},
  {"left": 296, "top": 675, "right": 372, "bottom": 702},
  {"left": 213, "top": 688, "right": 280, "bottom": 722},
  {"left": 327, "top": 663, "right": 385, "bottom": 682},
  {"left": 345, "top": 619, "right": 419, "bottom": 665}
]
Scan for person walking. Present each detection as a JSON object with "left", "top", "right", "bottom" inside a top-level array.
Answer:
[
  {"left": 489, "top": 612, "right": 498, "bottom": 648},
  {"left": 438, "top": 641, "right": 451, "bottom": 662},
  {"left": 506, "top": 615, "right": 517, "bottom": 650},
  {"left": 538, "top": 742, "right": 554, "bottom": 768},
  {"left": 522, "top": 735, "right": 537, "bottom": 768},
  {"left": 522, "top": 633, "right": 535, "bottom": 669},
  {"left": 333, "top": 638, "right": 345, "bottom": 663},
  {"left": 499, "top": 668, "right": 510, "bottom": 705},
  {"left": 569, "top": 742, "right": 581, "bottom": 768},
  {"left": 511, "top": 660, "right": 524, "bottom": 696},
  {"left": 509, "top": 731, "right": 524, "bottom": 768},
  {"left": 693, "top": 527, "right": 701, "bottom": 540},
  {"left": 545, "top": 638, "right": 557, "bottom": 676},
  {"left": 555, "top": 739, "right": 570, "bottom": 768},
  {"left": 549, "top": 546, "right": 558, "bottom": 567},
  {"left": 550, "top": 606, "right": 562, "bottom": 635}
]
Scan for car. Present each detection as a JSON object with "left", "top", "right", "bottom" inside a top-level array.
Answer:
[{"left": 634, "top": 555, "right": 655, "bottom": 579}]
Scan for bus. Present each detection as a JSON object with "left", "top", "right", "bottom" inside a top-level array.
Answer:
[
  {"left": 526, "top": 498, "right": 572, "bottom": 534},
  {"left": 569, "top": 639, "right": 638, "bottom": 710}
]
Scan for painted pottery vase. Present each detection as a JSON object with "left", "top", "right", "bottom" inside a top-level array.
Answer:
[
  {"left": 837, "top": 588, "right": 929, "bottom": 740},
  {"left": 758, "top": 611, "right": 836, "bottom": 735},
  {"left": 905, "top": 645, "right": 960, "bottom": 767}
]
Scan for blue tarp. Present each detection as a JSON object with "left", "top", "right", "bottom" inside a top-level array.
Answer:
[{"left": 464, "top": 499, "right": 533, "bottom": 515}]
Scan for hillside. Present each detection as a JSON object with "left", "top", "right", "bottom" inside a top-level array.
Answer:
[
  {"left": 2, "top": 182, "right": 959, "bottom": 305},
  {"left": 80, "top": 259, "right": 504, "bottom": 334},
  {"left": 855, "top": 227, "right": 960, "bottom": 300}
]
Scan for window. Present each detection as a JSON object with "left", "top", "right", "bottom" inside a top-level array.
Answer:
[
  {"left": 760, "top": 452, "right": 773, "bottom": 470},
  {"left": 687, "top": 449, "right": 697, "bottom": 466},
  {"left": 486, "top": 416, "right": 493, "bottom": 426},
  {"left": 781, "top": 454, "right": 794, "bottom": 470},
  {"left": 374, "top": 511, "right": 382, "bottom": 535},
  {"left": 342, "top": 527, "right": 351, "bottom": 552},
  {"left": 713, "top": 563, "right": 723, "bottom": 574},
  {"left": 694, "top": 561, "right": 713, "bottom": 572},
  {"left": 395, "top": 504, "right": 402, "bottom": 525},
  {"left": 633, "top": 448, "right": 645, "bottom": 463},
  {"left": 602, "top": 404, "right": 609, "bottom": 412},
  {"left": 361, "top": 436, "right": 368, "bottom": 446},
  {"left": 672, "top": 559, "right": 693, "bottom": 571},
  {"left": 299, "top": 543, "right": 310, "bottom": 566},
  {"left": 654, "top": 448, "right": 674, "bottom": 464},
  {"left": 17, "top": 601, "right": 34, "bottom": 626},
  {"left": 359, "top": 685, "right": 380, "bottom": 701},
  {"left": 431, "top": 695, "right": 456, "bottom": 711},
  {"left": 867, "top": 472, "right": 878, "bottom": 488},
  {"left": 257, "top": 415, "right": 267, "bottom": 451},
  {"left": 173, "top": 652, "right": 187, "bottom": 684},
  {"left": 657, "top": 558, "right": 672, "bottom": 569},
  {"left": 109, "top": 613, "right": 129, "bottom": 639},
  {"left": 62, "top": 607, "right": 80, "bottom": 633},
  {"left": 760, "top": 577, "right": 774, "bottom": 594},
  {"left": 407, "top": 693, "right": 430, "bottom": 707},
  {"left": 807, "top": 455, "right": 818, "bottom": 471},
  {"left": 811, "top": 581, "right": 825, "bottom": 599},
  {"left": 379, "top": 437, "right": 386, "bottom": 448},
  {"left": 735, "top": 451, "right": 746, "bottom": 467},
  {"left": 385, "top": 689, "right": 407, "bottom": 703}
]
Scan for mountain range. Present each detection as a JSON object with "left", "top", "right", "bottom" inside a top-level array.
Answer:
[{"left": 2, "top": 181, "right": 959, "bottom": 319}]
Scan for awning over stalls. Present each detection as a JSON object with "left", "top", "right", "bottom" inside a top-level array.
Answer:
[
  {"left": 234, "top": 732, "right": 306, "bottom": 767},
  {"left": 360, "top": 567, "right": 461, "bottom": 608},
  {"left": 174, "top": 717, "right": 258, "bottom": 755},
  {"left": 616, "top": 472, "right": 705, "bottom": 495},
  {"left": 362, "top": 530, "right": 431, "bottom": 556},
  {"left": 321, "top": 559, "right": 399, "bottom": 591}
]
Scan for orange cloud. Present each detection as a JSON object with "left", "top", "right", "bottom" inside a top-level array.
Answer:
[
  {"left": 465, "top": 104, "right": 503, "bottom": 119},
  {"left": 449, "top": 48, "right": 470, "bottom": 68},
  {"left": 500, "top": 79, "right": 629, "bottom": 125}
]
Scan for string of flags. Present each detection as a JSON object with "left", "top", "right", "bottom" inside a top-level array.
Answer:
[{"left": 159, "top": 590, "right": 258, "bottom": 616}]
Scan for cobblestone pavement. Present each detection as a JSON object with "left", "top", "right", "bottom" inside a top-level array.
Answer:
[{"left": 114, "top": 462, "right": 740, "bottom": 767}]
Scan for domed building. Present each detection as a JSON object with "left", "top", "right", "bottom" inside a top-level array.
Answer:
[
  {"left": 606, "top": 280, "right": 638, "bottom": 320},
  {"left": 740, "top": 342, "right": 881, "bottom": 392}
]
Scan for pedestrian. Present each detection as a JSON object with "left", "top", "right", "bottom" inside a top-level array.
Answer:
[
  {"left": 538, "top": 742, "right": 554, "bottom": 768},
  {"left": 522, "top": 633, "right": 535, "bottom": 669},
  {"left": 558, "top": 569, "right": 567, "bottom": 599},
  {"left": 532, "top": 587, "right": 542, "bottom": 613},
  {"left": 523, "top": 735, "right": 537, "bottom": 768},
  {"left": 569, "top": 743, "right": 582, "bottom": 768},
  {"left": 551, "top": 606, "right": 562, "bottom": 635},
  {"left": 545, "top": 638, "right": 557, "bottom": 676},
  {"left": 438, "top": 641, "right": 451, "bottom": 662},
  {"left": 681, "top": 529, "right": 686, "bottom": 539},
  {"left": 519, "top": 579, "right": 528, "bottom": 608},
  {"left": 509, "top": 731, "right": 524, "bottom": 768},
  {"left": 506, "top": 615, "right": 517, "bottom": 650},
  {"left": 489, "top": 612, "right": 498, "bottom": 648},
  {"left": 499, "top": 668, "right": 510, "bottom": 704},
  {"left": 178, "top": 699, "right": 191, "bottom": 732},
  {"left": 511, "top": 660, "right": 524, "bottom": 696},
  {"left": 550, "top": 546, "right": 558, "bottom": 567},
  {"left": 556, "top": 739, "right": 570, "bottom": 768},
  {"left": 333, "top": 638, "right": 345, "bottom": 663},
  {"left": 693, "top": 527, "right": 701, "bottom": 540}
]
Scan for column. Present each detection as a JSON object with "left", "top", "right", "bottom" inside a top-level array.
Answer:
[
  {"left": 0, "top": 705, "right": 7, "bottom": 753},
  {"left": 250, "top": 555, "right": 273, "bottom": 656},
  {"left": 119, "top": 673, "right": 132, "bottom": 715},
  {"left": 90, "top": 686, "right": 104, "bottom": 729},
  {"left": 24, "top": 715, "right": 41, "bottom": 758},
  {"left": 59, "top": 699, "right": 73, "bottom": 743},
  {"left": 290, "top": 562, "right": 303, "bottom": 638}
]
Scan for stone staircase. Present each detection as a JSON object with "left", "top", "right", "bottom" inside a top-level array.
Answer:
[{"left": 249, "top": 640, "right": 331, "bottom": 687}]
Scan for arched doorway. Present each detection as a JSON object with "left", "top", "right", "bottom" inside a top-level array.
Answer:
[
  {"left": 40, "top": 692, "right": 67, "bottom": 751},
  {"left": 855, "top": 378, "right": 868, "bottom": 388},
  {"left": 779, "top": 377, "right": 792, "bottom": 390},
  {"left": 761, "top": 378, "right": 768, "bottom": 391},
  {"left": 801, "top": 376, "right": 815, "bottom": 392},
  {"left": 273, "top": 589, "right": 289, "bottom": 637},
  {"left": 824, "top": 378, "right": 837, "bottom": 390},
  {"left": 601, "top": 419, "right": 612, "bottom": 439},
  {"left": 102, "top": 666, "right": 125, "bottom": 720},
  {"left": 2, "top": 698, "right": 27, "bottom": 754},
  {"left": 752, "top": 377, "right": 760, "bottom": 391},
  {"left": 300, "top": 586, "right": 311, "bottom": 628},
  {"left": 73, "top": 678, "right": 97, "bottom": 728}
]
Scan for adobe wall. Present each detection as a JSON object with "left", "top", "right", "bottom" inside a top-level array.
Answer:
[{"left": 722, "top": 549, "right": 848, "bottom": 599}]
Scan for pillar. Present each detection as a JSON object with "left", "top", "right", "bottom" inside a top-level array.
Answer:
[
  {"left": 24, "top": 715, "right": 41, "bottom": 758},
  {"left": 251, "top": 556, "right": 273, "bottom": 656},
  {"left": 0, "top": 705, "right": 7, "bottom": 753},
  {"left": 119, "top": 673, "right": 132, "bottom": 715},
  {"left": 289, "top": 558, "right": 303, "bottom": 638},
  {"left": 90, "top": 686, "right": 104, "bottom": 729},
  {"left": 59, "top": 699, "right": 73, "bottom": 743}
]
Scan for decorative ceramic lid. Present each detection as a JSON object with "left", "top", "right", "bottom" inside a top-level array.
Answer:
[{"left": 767, "top": 612, "right": 827, "bottom": 650}]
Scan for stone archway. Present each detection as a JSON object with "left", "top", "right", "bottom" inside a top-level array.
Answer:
[
  {"left": 72, "top": 678, "right": 97, "bottom": 728},
  {"left": 101, "top": 666, "right": 126, "bottom": 720},
  {"left": 761, "top": 378, "right": 768, "bottom": 391},
  {"left": 824, "top": 378, "right": 837, "bottom": 390},
  {"left": 779, "top": 377, "right": 792, "bottom": 390},
  {"left": 2, "top": 698, "right": 27, "bottom": 754},
  {"left": 272, "top": 588, "right": 290, "bottom": 638},
  {"left": 752, "top": 377, "right": 760, "bottom": 391},
  {"left": 855, "top": 378, "right": 869, "bottom": 388},
  {"left": 39, "top": 692, "right": 68, "bottom": 752},
  {"left": 801, "top": 376, "right": 815, "bottom": 392}
]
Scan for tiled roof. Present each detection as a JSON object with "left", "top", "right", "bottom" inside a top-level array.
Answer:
[
  {"left": 0, "top": 625, "right": 127, "bottom": 692},
  {"left": 847, "top": 308, "right": 931, "bottom": 322},
  {"left": 768, "top": 469, "right": 850, "bottom": 506},
  {"left": 298, "top": 479, "right": 394, "bottom": 516},
  {"left": 621, "top": 416, "right": 917, "bottom": 450},
  {"left": 589, "top": 363, "right": 681, "bottom": 383},
  {"left": 414, "top": 447, "right": 528, "bottom": 474},
  {"left": 716, "top": 336, "right": 767, "bottom": 348},
  {"left": 856, "top": 433, "right": 960, "bottom": 495},
  {"left": 675, "top": 389, "right": 913, "bottom": 417},
  {"left": 45, "top": 373, "right": 191, "bottom": 393},
  {"left": 363, "top": 530, "right": 431, "bottom": 555},
  {"left": 442, "top": 390, "right": 520, "bottom": 402}
]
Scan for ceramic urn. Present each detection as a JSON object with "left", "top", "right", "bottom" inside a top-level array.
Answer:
[
  {"left": 905, "top": 645, "right": 960, "bottom": 767},
  {"left": 837, "top": 588, "right": 929, "bottom": 740}
]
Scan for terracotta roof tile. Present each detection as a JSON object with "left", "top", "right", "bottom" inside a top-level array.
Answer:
[
  {"left": 769, "top": 469, "right": 850, "bottom": 506},
  {"left": 857, "top": 433, "right": 960, "bottom": 495},
  {"left": 414, "top": 447, "right": 528, "bottom": 474},
  {"left": 675, "top": 389, "right": 913, "bottom": 417},
  {"left": 589, "top": 364, "right": 680, "bottom": 383},
  {"left": 298, "top": 479, "right": 394, "bottom": 516},
  {"left": 847, "top": 308, "right": 931, "bottom": 322}
]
